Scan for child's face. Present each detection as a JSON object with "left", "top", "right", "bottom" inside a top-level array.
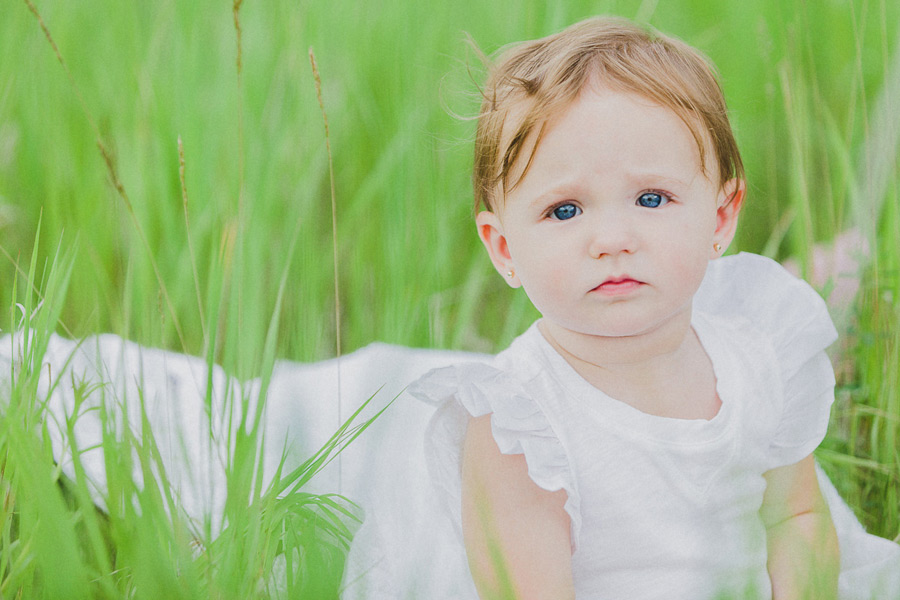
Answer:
[{"left": 477, "top": 84, "right": 742, "bottom": 340}]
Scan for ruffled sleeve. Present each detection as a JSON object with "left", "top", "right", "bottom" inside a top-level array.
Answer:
[
  {"left": 407, "top": 362, "right": 582, "bottom": 550},
  {"left": 695, "top": 253, "right": 839, "bottom": 469}
]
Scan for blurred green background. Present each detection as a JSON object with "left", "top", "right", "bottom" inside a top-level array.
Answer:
[{"left": 2, "top": 0, "right": 895, "bottom": 360}]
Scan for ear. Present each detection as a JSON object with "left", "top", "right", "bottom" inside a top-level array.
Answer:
[
  {"left": 476, "top": 210, "right": 521, "bottom": 288},
  {"left": 711, "top": 179, "right": 745, "bottom": 258}
]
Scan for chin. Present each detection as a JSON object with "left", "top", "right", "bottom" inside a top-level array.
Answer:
[
  {"left": 553, "top": 319, "right": 655, "bottom": 340},
  {"left": 562, "top": 312, "right": 683, "bottom": 339}
]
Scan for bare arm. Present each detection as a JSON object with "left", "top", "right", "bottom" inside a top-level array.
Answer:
[
  {"left": 461, "top": 414, "right": 574, "bottom": 600},
  {"left": 760, "top": 455, "right": 839, "bottom": 599}
]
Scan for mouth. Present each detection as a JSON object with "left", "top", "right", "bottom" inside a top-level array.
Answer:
[{"left": 591, "top": 276, "right": 644, "bottom": 296}]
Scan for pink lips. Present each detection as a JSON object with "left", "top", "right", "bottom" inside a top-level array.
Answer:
[{"left": 592, "top": 277, "right": 643, "bottom": 296}]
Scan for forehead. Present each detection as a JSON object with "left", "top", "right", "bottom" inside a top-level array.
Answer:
[{"left": 501, "top": 84, "right": 711, "bottom": 207}]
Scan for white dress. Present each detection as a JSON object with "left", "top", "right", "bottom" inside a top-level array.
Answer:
[{"left": 342, "top": 253, "right": 900, "bottom": 599}]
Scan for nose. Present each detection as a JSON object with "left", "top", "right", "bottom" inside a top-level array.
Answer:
[{"left": 587, "top": 207, "right": 636, "bottom": 259}]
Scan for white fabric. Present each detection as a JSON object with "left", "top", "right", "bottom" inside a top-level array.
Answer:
[
  {"left": 0, "top": 333, "right": 481, "bottom": 535},
  {"left": 342, "top": 253, "right": 900, "bottom": 599}
]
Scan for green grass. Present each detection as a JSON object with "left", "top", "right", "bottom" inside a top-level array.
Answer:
[
  {"left": 2, "top": 225, "right": 388, "bottom": 598},
  {"left": 1, "top": 0, "right": 898, "bottom": 597}
]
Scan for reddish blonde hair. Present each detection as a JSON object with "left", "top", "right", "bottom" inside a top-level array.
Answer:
[{"left": 473, "top": 16, "right": 744, "bottom": 211}]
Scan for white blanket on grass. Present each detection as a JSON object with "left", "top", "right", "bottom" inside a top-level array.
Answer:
[
  {"left": 0, "top": 333, "right": 477, "bottom": 526},
  {"left": 1, "top": 333, "right": 898, "bottom": 599}
]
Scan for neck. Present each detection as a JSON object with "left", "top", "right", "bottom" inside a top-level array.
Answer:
[{"left": 537, "top": 309, "right": 694, "bottom": 376}]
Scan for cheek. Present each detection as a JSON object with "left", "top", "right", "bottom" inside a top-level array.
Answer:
[
  {"left": 509, "top": 244, "right": 570, "bottom": 307},
  {"left": 517, "top": 248, "right": 565, "bottom": 290},
  {"left": 658, "top": 215, "right": 717, "bottom": 281},
  {"left": 507, "top": 231, "right": 552, "bottom": 272},
  {"left": 667, "top": 211, "right": 718, "bottom": 251}
]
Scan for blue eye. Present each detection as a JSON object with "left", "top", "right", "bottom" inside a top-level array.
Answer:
[
  {"left": 551, "top": 203, "right": 581, "bottom": 220},
  {"left": 637, "top": 192, "right": 671, "bottom": 208}
]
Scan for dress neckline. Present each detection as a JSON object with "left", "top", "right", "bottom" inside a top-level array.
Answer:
[{"left": 525, "top": 311, "right": 736, "bottom": 444}]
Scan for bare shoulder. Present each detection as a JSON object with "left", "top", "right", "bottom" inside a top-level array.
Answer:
[
  {"left": 462, "top": 415, "right": 529, "bottom": 491},
  {"left": 461, "top": 414, "right": 574, "bottom": 599},
  {"left": 463, "top": 415, "right": 559, "bottom": 505}
]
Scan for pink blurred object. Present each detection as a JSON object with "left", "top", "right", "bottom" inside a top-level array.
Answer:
[
  {"left": 782, "top": 227, "right": 870, "bottom": 318},
  {"left": 782, "top": 227, "right": 870, "bottom": 379}
]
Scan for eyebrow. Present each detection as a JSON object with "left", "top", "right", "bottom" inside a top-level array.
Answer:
[
  {"left": 525, "top": 171, "right": 694, "bottom": 209},
  {"left": 624, "top": 169, "right": 695, "bottom": 187},
  {"left": 526, "top": 181, "right": 583, "bottom": 211}
]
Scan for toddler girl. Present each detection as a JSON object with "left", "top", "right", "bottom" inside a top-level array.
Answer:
[{"left": 343, "top": 15, "right": 900, "bottom": 600}]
